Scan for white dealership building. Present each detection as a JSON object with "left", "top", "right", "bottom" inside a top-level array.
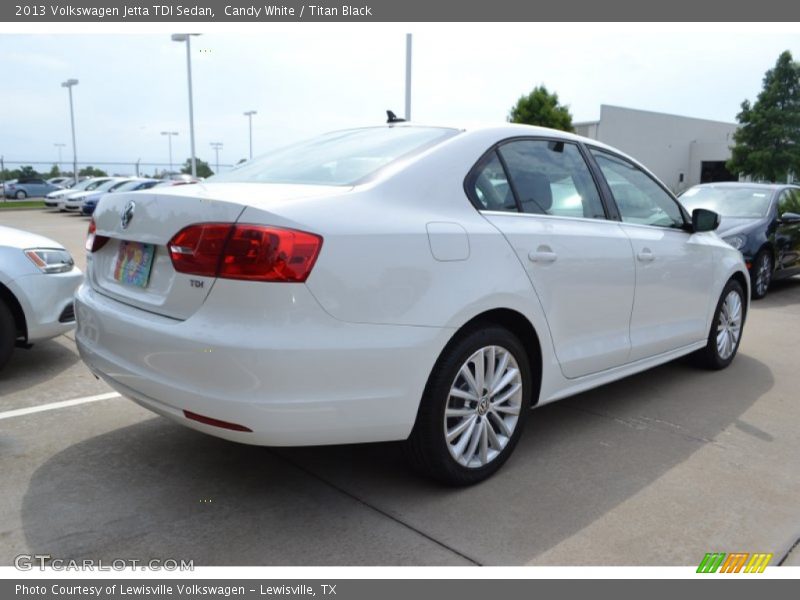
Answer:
[{"left": 574, "top": 105, "right": 738, "bottom": 193}]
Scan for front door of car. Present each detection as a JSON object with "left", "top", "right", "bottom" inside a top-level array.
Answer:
[
  {"left": 473, "top": 139, "right": 636, "bottom": 379},
  {"left": 775, "top": 188, "right": 800, "bottom": 271},
  {"left": 590, "top": 149, "right": 715, "bottom": 361}
]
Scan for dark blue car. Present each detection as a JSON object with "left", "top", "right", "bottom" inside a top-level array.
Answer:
[
  {"left": 81, "top": 178, "right": 160, "bottom": 216},
  {"left": 680, "top": 182, "right": 800, "bottom": 299}
]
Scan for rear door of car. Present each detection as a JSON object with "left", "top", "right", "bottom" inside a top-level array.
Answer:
[
  {"left": 473, "top": 138, "right": 636, "bottom": 379},
  {"left": 588, "top": 147, "right": 715, "bottom": 361},
  {"left": 28, "top": 178, "right": 47, "bottom": 195},
  {"left": 775, "top": 188, "right": 800, "bottom": 272}
]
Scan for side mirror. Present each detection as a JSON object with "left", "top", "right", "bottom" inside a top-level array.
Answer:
[
  {"left": 692, "top": 208, "right": 720, "bottom": 232},
  {"left": 779, "top": 211, "right": 800, "bottom": 224}
]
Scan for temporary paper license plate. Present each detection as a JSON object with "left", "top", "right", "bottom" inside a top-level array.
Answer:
[{"left": 113, "top": 241, "right": 155, "bottom": 288}]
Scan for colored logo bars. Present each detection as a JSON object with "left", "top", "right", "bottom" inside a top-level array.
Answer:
[{"left": 697, "top": 552, "right": 773, "bottom": 573}]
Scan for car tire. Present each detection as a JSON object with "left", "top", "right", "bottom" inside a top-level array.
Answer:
[
  {"left": 0, "top": 301, "right": 15, "bottom": 372},
  {"left": 693, "top": 279, "right": 746, "bottom": 370},
  {"left": 405, "top": 325, "right": 533, "bottom": 486},
  {"left": 751, "top": 250, "right": 772, "bottom": 300},
  {"left": 15, "top": 190, "right": 27, "bottom": 200}
]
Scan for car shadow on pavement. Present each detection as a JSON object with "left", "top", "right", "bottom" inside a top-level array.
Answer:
[
  {"left": 756, "top": 276, "right": 800, "bottom": 309},
  {"left": 18, "top": 352, "right": 773, "bottom": 566},
  {"left": 0, "top": 336, "right": 80, "bottom": 397}
]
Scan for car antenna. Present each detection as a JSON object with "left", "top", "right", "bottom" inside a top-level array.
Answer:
[{"left": 386, "top": 110, "right": 406, "bottom": 124}]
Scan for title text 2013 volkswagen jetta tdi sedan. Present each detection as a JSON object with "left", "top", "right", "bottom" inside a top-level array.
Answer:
[{"left": 76, "top": 123, "right": 749, "bottom": 485}]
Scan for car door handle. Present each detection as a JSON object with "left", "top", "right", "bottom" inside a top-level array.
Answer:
[
  {"left": 637, "top": 248, "right": 655, "bottom": 262},
  {"left": 528, "top": 247, "right": 557, "bottom": 263}
]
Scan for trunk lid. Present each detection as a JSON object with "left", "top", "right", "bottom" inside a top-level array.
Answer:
[{"left": 89, "top": 183, "right": 343, "bottom": 320}]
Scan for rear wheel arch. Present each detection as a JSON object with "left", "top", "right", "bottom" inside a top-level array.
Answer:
[
  {"left": 757, "top": 242, "right": 776, "bottom": 266},
  {"left": 430, "top": 308, "right": 543, "bottom": 409},
  {"left": 0, "top": 283, "right": 27, "bottom": 341}
]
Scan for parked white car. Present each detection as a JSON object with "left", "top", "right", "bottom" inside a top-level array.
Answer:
[
  {"left": 75, "top": 123, "right": 749, "bottom": 484},
  {"left": 0, "top": 226, "right": 83, "bottom": 370},
  {"left": 45, "top": 177, "right": 112, "bottom": 207},
  {"left": 61, "top": 178, "right": 132, "bottom": 212}
]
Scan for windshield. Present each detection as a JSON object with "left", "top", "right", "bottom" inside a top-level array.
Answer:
[
  {"left": 91, "top": 179, "right": 126, "bottom": 193},
  {"left": 74, "top": 178, "right": 105, "bottom": 191},
  {"left": 680, "top": 186, "right": 773, "bottom": 218},
  {"left": 114, "top": 180, "right": 152, "bottom": 192},
  {"left": 210, "top": 126, "right": 459, "bottom": 186}
]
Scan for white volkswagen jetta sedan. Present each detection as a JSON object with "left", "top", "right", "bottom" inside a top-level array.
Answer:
[
  {"left": 75, "top": 123, "right": 749, "bottom": 484},
  {"left": 1, "top": 226, "right": 83, "bottom": 370}
]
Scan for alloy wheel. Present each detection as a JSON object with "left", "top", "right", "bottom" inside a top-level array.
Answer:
[
  {"left": 716, "top": 290, "right": 743, "bottom": 360},
  {"left": 755, "top": 253, "right": 772, "bottom": 297},
  {"left": 443, "top": 345, "right": 523, "bottom": 468}
]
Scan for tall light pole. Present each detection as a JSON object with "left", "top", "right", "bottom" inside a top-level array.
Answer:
[
  {"left": 210, "top": 142, "right": 223, "bottom": 174},
  {"left": 405, "top": 34, "right": 412, "bottom": 121},
  {"left": 243, "top": 110, "right": 257, "bottom": 159},
  {"left": 160, "top": 131, "right": 179, "bottom": 172},
  {"left": 171, "top": 33, "right": 200, "bottom": 178},
  {"left": 61, "top": 79, "right": 79, "bottom": 180},
  {"left": 54, "top": 143, "right": 66, "bottom": 169}
]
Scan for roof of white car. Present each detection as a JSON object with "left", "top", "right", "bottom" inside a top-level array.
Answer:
[{"left": 374, "top": 121, "right": 626, "bottom": 155}]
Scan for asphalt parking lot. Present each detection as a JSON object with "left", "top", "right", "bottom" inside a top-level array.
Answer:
[{"left": 1, "top": 208, "right": 799, "bottom": 567}]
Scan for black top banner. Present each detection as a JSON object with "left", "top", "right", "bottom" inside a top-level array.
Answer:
[{"left": 1, "top": 0, "right": 797, "bottom": 22}]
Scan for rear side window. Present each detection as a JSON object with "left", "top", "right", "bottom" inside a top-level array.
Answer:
[
  {"left": 497, "top": 140, "right": 606, "bottom": 219},
  {"left": 468, "top": 151, "right": 518, "bottom": 212},
  {"left": 210, "top": 126, "right": 459, "bottom": 186}
]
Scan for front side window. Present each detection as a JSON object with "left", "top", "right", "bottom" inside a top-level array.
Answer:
[
  {"left": 498, "top": 140, "right": 606, "bottom": 219},
  {"left": 778, "top": 188, "right": 800, "bottom": 216},
  {"left": 591, "top": 149, "right": 685, "bottom": 228}
]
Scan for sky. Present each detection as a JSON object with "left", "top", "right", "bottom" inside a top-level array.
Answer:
[{"left": 2, "top": 24, "right": 800, "bottom": 174}]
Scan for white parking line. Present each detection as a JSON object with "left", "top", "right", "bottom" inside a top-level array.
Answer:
[{"left": 0, "top": 392, "right": 121, "bottom": 421}]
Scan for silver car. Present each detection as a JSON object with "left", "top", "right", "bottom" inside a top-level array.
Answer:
[
  {"left": 3, "top": 177, "right": 61, "bottom": 199},
  {"left": 0, "top": 226, "right": 83, "bottom": 370}
]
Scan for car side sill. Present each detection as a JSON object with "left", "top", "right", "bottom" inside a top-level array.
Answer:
[{"left": 539, "top": 340, "right": 707, "bottom": 406}]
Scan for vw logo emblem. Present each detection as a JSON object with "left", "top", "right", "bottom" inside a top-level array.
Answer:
[{"left": 121, "top": 200, "right": 135, "bottom": 229}]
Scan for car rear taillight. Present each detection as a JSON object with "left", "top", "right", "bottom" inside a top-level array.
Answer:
[
  {"left": 168, "top": 223, "right": 323, "bottom": 282},
  {"left": 85, "top": 218, "right": 109, "bottom": 253},
  {"left": 167, "top": 223, "right": 232, "bottom": 278}
]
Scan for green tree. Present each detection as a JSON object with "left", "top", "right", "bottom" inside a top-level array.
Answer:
[
  {"left": 18, "top": 165, "right": 39, "bottom": 178},
  {"left": 79, "top": 166, "right": 108, "bottom": 177},
  {"left": 181, "top": 157, "right": 213, "bottom": 178},
  {"left": 507, "top": 85, "right": 575, "bottom": 132},
  {"left": 728, "top": 51, "right": 800, "bottom": 182},
  {"left": 47, "top": 164, "right": 61, "bottom": 178}
]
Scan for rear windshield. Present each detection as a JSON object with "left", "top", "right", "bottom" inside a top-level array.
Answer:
[{"left": 209, "top": 126, "right": 459, "bottom": 186}]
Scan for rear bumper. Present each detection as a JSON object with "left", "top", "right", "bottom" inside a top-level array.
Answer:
[{"left": 75, "top": 281, "right": 453, "bottom": 446}]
